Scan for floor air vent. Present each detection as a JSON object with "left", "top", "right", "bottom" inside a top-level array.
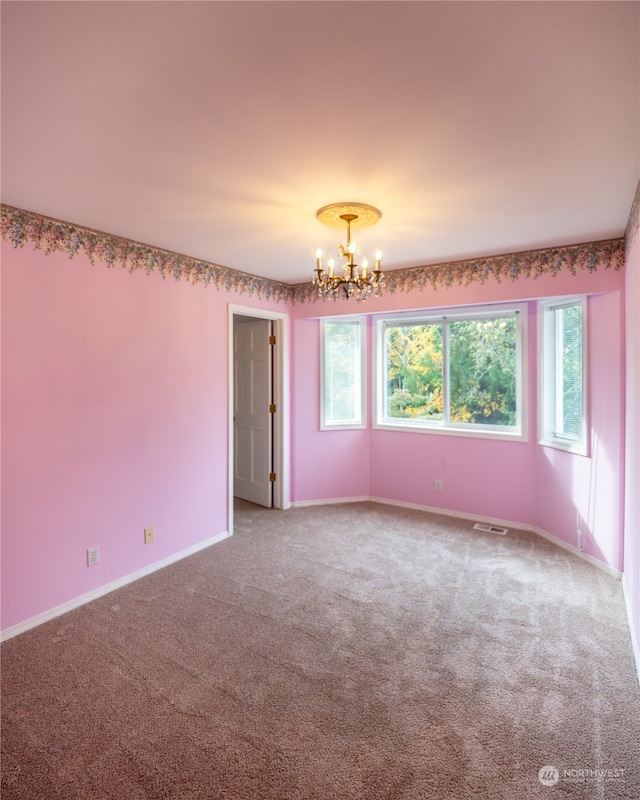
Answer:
[{"left": 473, "top": 523, "right": 508, "bottom": 535}]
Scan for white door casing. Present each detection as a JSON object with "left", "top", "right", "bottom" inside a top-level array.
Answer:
[{"left": 228, "top": 304, "right": 290, "bottom": 535}]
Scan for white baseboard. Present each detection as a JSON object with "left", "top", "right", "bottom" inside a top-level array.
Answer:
[
  {"left": 372, "top": 496, "right": 531, "bottom": 530},
  {"left": 529, "top": 525, "right": 621, "bottom": 578},
  {"left": 0, "top": 531, "right": 230, "bottom": 643},
  {"left": 293, "top": 495, "right": 622, "bottom": 579},
  {"left": 291, "top": 496, "right": 370, "bottom": 508},
  {"left": 2, "top": 502, "right": 626, "bottom": 644},
  {"left": 371, "top": 495, "right": 622, "bottom": 578},
  {"left": 622, "top": 576, "right": 640, "bottom": 686}
]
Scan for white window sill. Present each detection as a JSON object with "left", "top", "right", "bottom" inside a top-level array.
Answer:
[
  {"left": 539, "top": 437, "right": 588, "bottom": 456},
  {"left": 374, "top": 421, "right": 526, "bottom": 442}
]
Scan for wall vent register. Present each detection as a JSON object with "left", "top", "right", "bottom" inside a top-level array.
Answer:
[{"left": 473, "top": 523, "right": 508, "bottom": 535}]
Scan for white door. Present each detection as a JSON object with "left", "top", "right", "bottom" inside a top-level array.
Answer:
[{"left": 233, "top": 318, "right": 273, "bottom": 507}]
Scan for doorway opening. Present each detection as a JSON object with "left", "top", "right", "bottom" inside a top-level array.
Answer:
[{"left": 228, "top": 305, "right": 290, "bottom": 535}]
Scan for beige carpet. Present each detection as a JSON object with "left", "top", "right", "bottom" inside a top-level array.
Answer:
[{"left": 2, "top": 501, "right": 639, "bottom": 799}]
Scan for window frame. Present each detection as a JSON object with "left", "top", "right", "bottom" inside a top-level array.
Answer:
[
  {"left": 374, "top": 303, "right": 528, "bottom": 441},
  {"left": 538, "top": 296, "right": 588, "bottom": 455},
  {"left": 320, "top": 316, "right": 366, "bottom": 430}
]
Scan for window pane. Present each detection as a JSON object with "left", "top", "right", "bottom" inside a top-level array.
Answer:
[
  {"left": 449, "top": 317, "right": 517, "bottom": 425},
  {"left": 557, "top": 304, "right": 583, "bottom": 440},
  {"left": 323, "top": 321, "right": 362, "bottom": 426},
  {"left": 539, "top": 297, "right": 586, "bottom": 454},
  {"left": 377, "top": 306, "right": 525, "bottom": 438},
  {"left": 385, "top": 324, "right": 443, "bottom": 420}
]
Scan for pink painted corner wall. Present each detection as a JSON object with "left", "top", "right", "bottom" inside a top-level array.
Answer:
[
  {"left": 291, "top": 265, "right": 626, "bottom": 572},
  {"left": 291, "top": 317, "right": 370, "bottom": 502},
  {"left": 535, "top": 292, "right": 625, "bottom": 568},
  {"left": 0, "top": 242, "right": 287, "bottom": 633},
  {"left": 624, "top": 220, "right": 640, "bottom": 666},
  {"left": 2, "top": 233, "right": 631, "bottom": 637}
]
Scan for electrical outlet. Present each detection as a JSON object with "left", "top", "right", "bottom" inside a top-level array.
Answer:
[
  {"left": 87, "top": 546, "right": 100, "bottom": 567},
  {"left": 435, "top": 480, "right": 443, "bottom": 492},
  {"left": 144, "top": 526, "right": 155, "bottom": 544}
]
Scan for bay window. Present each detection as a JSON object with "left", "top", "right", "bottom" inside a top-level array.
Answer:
[{"left": 375, "top": 304, "right": 527, "bottom": 439}]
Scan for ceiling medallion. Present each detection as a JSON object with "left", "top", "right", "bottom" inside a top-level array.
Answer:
[{"left": 313, "top": 202, "right": 383, "bottom": 301}]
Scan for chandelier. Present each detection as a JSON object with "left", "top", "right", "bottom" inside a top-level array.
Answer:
[{"left": 312, "top": 203, "right": 384, "bottom": 301}]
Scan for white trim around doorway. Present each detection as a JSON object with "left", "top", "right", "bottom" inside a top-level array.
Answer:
[{"left": 228, "top": 304, "right": 291, "bottom": 536}]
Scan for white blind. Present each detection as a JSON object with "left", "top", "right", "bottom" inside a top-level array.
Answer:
[
  {"left": 557, "top": 303, "right": 583, "bottom": 440},
  {"left": 323, "top": 321, "right": 362, "bottom": 426}
]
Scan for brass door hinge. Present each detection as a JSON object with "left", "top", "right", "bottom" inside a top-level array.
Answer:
[
  {"left": 269, "top": 472, "right": 276, "bottom": 482},
  {"left": 269, "top": 335, "right": 276, "bottom": 346},
  {"left": 269, "top": 403, "right": 276, "bottom": 414}
]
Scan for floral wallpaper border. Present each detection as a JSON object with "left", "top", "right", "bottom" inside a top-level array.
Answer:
[
  {"left": 1, "top": 204, "right": 626, "bottom": 306},
  {"left": 625, "top": 179, "right": 640, "bottom": 253},
  {"left": 292, "top": 238, "right": 625, "bottom": 303},
  {"left": 0, "top": 205, "right": 292, "bottom": 303}
]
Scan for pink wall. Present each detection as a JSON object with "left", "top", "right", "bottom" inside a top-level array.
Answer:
[
  {"left": 1, "top": 241, "right": 287, "bottom": 632},
  {"left": 368, "top": 298, "right": 538, "bottom": 523},
  {"left": 292, "top": 265, "right": 626, "bottom": 572},
  {"left": 1, "top": 232, "right": 630, "bottom": 637},
  {"left": 624, "top": 206, "right": 640, "bottom": 670},
  {"left": 291, "top": 317, "right": 370, "bottom": 501},
  {"left": 535, "top": 292, "right": 625, "bottom": 568},
  {"left": 369, "top": 431, "right": 536, "bottom": 522}
]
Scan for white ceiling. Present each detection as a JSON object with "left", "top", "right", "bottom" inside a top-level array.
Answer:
[{"left": 2, "top": 1, "right": 639, "bottom": 285}]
